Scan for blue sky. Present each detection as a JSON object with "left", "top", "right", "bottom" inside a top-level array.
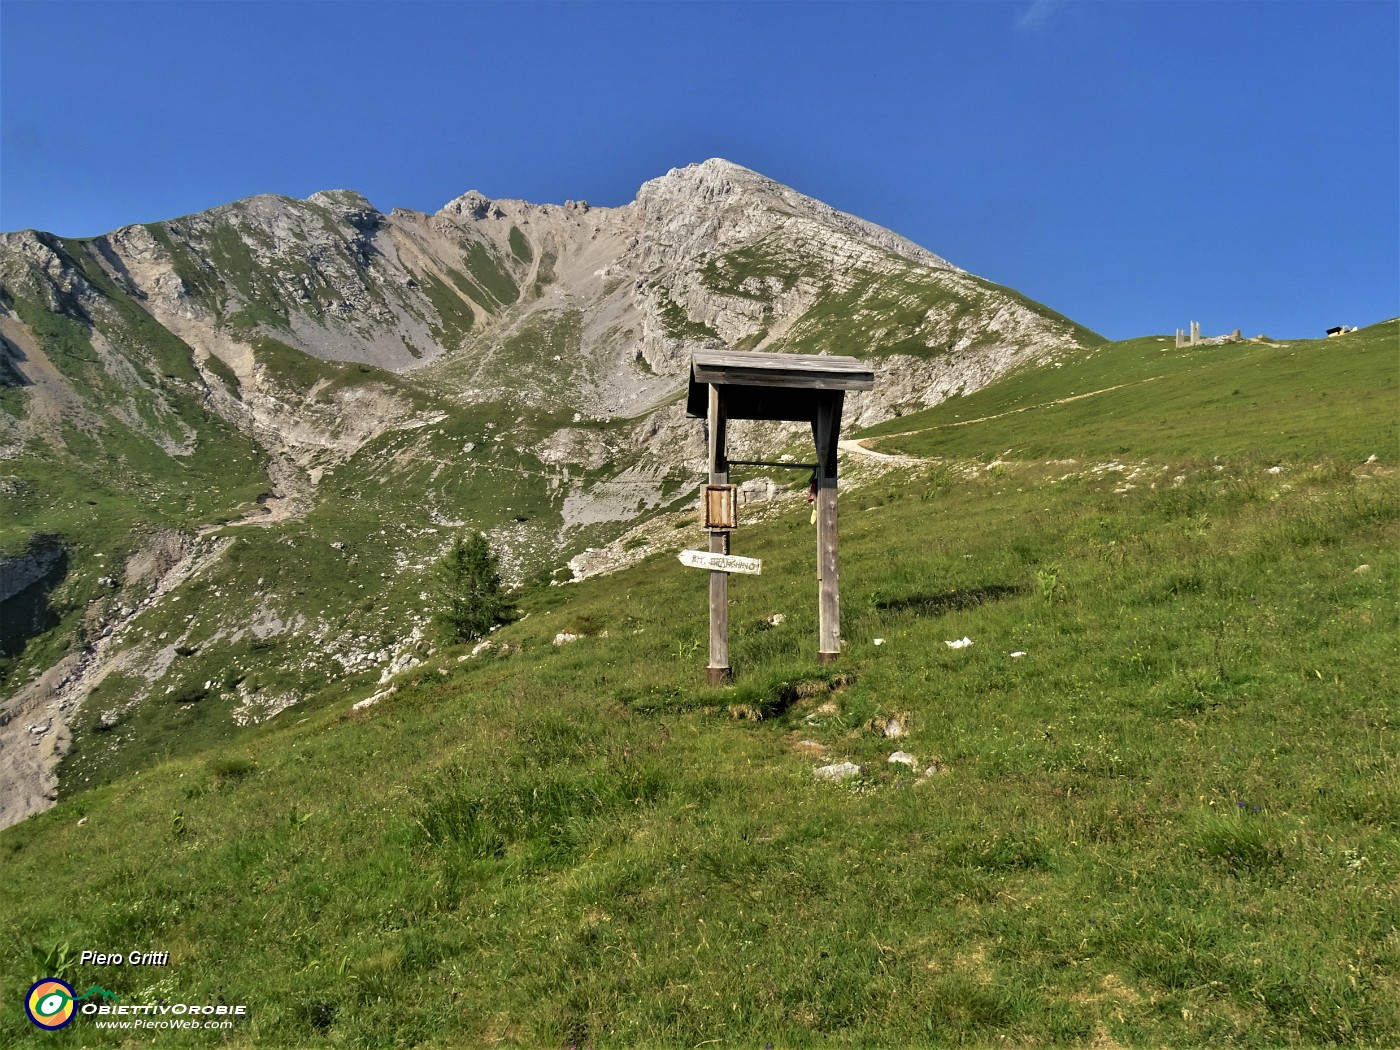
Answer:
[{"left": 2, "top": 0, "right": 1396, "bottom": 340}]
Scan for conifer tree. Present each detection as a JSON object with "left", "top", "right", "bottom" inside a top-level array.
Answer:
[{"left": 431, "top": 532, "right": 509, "bottom": 642}]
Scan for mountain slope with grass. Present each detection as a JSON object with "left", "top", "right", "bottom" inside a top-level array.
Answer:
[
  {"left": 0, "top": 160, "right": 1103, "bottom": 826},
  {"left": 1, "top": 320, "right": 1394, "bottom": 1048}
]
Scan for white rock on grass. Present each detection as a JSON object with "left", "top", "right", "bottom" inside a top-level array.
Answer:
[
  {"left": 553, "top": 632, "right": 580, "bottom": 646},
  {"left": 888, "top": 751, "right": 918, "bottom": 770},
  {"left": 353, "top": 687, "right": 395, "bottom": 710},
  {"left": 915, "top": 759, "right": 949, "bottom": 782},
  {"left": 813, "top": 762, "right": 863, "bottom": 782},
  {"left": 378, "top": 654, "right": 420, "bottom": 684}
]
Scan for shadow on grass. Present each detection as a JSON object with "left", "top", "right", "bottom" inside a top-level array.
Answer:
[{"left": 874, "top": 583, "right": 1022, "bottom": 617}]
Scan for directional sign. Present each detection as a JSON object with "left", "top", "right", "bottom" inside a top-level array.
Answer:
[{"left": 678, "top": 550, "right": 762, "bottom": 575}]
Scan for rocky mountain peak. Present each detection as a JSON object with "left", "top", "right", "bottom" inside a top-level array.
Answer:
[
  {"left": 630, "top": 158, "right": 959, "bottom": 275},
  {"left": 634, "top": 157, "right": 765, "bottom": 204},
  {"left": 307, "top": 188, "right": 377, "bottom": 211},
  {"left": 307, "top": 189, "right": 383, "bottom": 230},
  {"left": 439, "top": 189, "right": 504, "bottom": 221}
]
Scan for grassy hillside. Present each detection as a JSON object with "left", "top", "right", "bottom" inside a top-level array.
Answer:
[
  {"left": 48, "top": 389, "right": 651, "bottom": 798},
  {"left": 1, "top": 323, "right": 1395, "bottom": 1048},
  {"left": 700, "top": 238, "right": 1104, "bottom": 360},
  {"left": 862, "top": 324, "right": 1396, "bottom": 464}
]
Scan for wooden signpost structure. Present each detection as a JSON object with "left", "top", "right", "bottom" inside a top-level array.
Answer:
[{"left": 686, "top": 349, "right": 875, "bottom": 682}]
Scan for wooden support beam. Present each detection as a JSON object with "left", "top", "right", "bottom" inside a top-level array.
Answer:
[
  {"left": 813, "top": 391, "right": 844, "bottom": 663},
  {"left": 707, "top": 385, "right": 732, "bottom": 684},
  {"left": 725, "top": 459, "right": 819, "bottom": 470}
]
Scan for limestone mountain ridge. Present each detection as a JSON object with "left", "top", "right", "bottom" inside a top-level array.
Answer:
[{"left": 2, "top": 158, "right": 1100, "bottom": 552}]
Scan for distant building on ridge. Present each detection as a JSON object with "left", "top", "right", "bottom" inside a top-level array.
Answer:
[{"left": 1175, "top": 322, "right": 1243, "bottom": 348}]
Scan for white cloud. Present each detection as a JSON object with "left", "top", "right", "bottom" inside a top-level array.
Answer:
[{"left": 1015, "top": 0, "right": 1062, "bottom": 31}]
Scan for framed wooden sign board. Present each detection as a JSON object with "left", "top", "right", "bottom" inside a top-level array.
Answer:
[{"left": 702, "top": 484, "right": 738, "bottom": 531}]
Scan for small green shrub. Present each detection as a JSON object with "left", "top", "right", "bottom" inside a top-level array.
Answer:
[
  {"left": 169, "top": 684, "right": 209, "bottom": 704},
  {"left": 207, "top": 756, "right": 256, "bottom": 781}
]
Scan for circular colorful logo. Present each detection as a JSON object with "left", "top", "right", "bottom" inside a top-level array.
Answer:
[{"left": 26, "top": 978, "right": 77, "bottom": 1030}]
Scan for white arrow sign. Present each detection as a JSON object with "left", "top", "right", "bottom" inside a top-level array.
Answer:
[{"left": 678, "top": 550, "right": 763, "bottom": 575}]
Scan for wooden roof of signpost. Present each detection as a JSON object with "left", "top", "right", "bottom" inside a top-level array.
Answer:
[{"left": 686, "top": 350, "right": 874, "bottom": 422}]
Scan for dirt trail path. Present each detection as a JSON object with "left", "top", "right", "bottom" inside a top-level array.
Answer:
[
  {"left": 837, "top": 439, "right": 924, "bottom": 465},
  {"left": 846, "top": 377, "right": 1162, "bottom": 457}
]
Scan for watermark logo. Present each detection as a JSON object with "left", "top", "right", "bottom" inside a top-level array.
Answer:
[
  {"left": 25, "top": 979, "right": 77, "bottom": 1030},
  {"left": 23, "top": 972, "right": 244, "bottom": 1032},
  {"left": 25, "top": 980, "right": 123, "bottom": 1030}
]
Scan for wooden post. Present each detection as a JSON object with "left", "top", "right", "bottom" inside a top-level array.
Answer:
[
  {"left": 813, "top": 392, "right": 843, "bottom": 663},
  {"left": 707, "top": 385, "right": 732, "bottom": 684}
]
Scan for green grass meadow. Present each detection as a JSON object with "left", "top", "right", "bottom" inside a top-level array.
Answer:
[
  {"left": 1, "top": 323, "right": 1396, "bottom": 1048},
  {"left": 863, "top": 326, "right": 1395, "bottom": 465}
]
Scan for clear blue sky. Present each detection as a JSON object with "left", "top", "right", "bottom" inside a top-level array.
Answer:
[{"left": 2, "top": 0, "right": 1396, "bottom": 340}]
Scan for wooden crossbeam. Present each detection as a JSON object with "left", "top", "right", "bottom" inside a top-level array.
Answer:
[{"left": 726, "top": 459, "right": 819, "bottom": 470}]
